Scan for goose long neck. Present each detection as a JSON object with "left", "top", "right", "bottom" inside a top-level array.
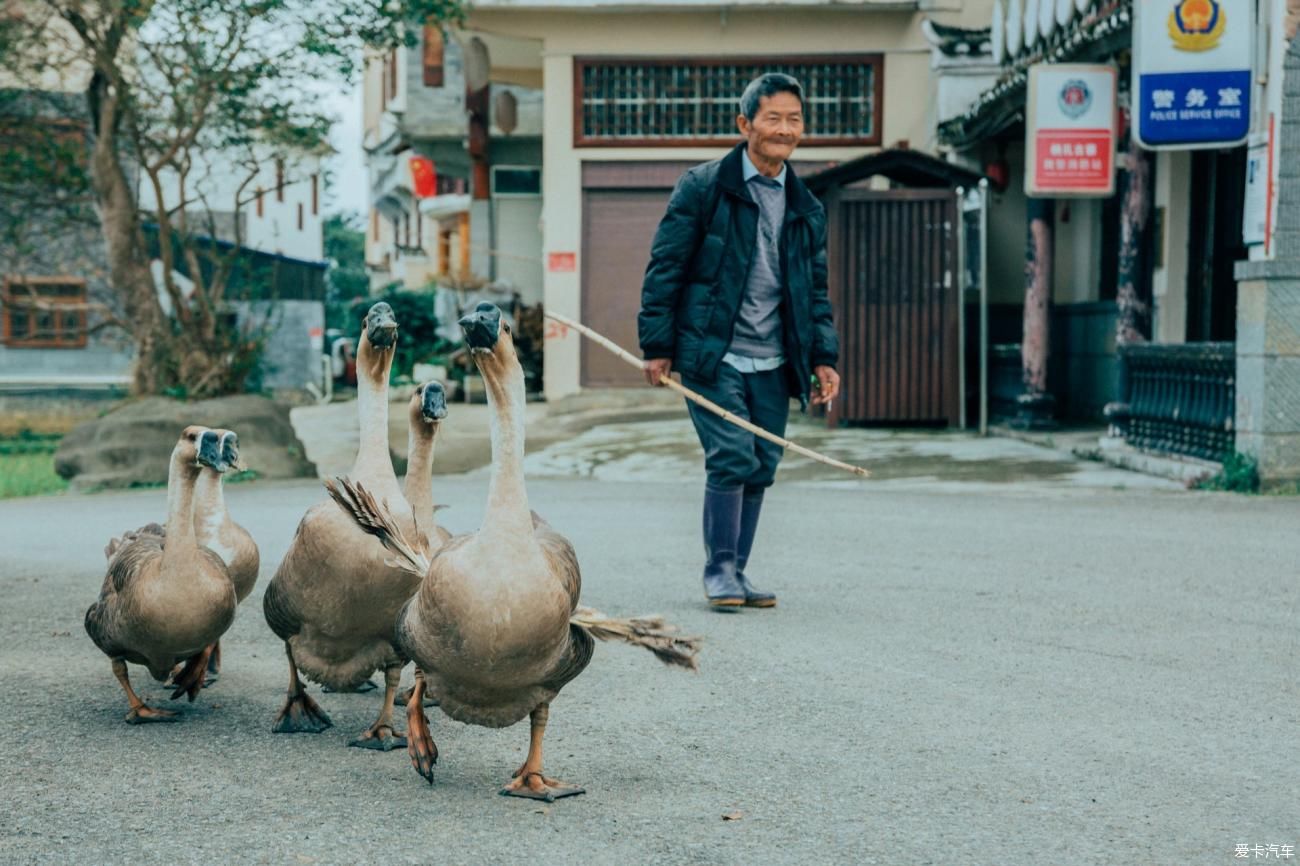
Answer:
[
  {"left": 192, "top": 470, "right": 227, "bottom": 540},
  {"left": 352, "top": 337, "right": 394, "bottom": 479},
  {"left": 483, "top": 360, "right": 531, "bottom": 537},
  {"left": 163, "top": 452, "right": 200, "bottom": 551},
  {"left": 405, "top": 421, "right": 438, "bottom": 525}
]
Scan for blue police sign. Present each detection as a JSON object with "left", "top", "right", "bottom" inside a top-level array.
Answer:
[{"left": 1134, "top": 0, "right": 1254, "bottom": 149}]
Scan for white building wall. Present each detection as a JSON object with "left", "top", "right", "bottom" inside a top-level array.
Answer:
[{"left": 136, "top": 148, "right": 325, "bottom": 262}]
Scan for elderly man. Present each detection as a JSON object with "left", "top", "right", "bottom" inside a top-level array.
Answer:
[{"left": 638, "top": 72, "right": 840, "bottom": 609}]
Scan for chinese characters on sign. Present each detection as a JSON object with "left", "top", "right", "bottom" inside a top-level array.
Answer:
[
  {"left": 1135, "top": 0, "right": 1253, "bottom": 148},
  {"left": 1025, "top": 64, "right": 1117, "bottom": 197}
]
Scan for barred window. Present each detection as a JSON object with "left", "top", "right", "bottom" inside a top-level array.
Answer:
[
  {"left": 2, "top": 277, "right": 88, "bottom": 348},
  {"left": 575, "top": 56, "right": 882, "bottom": 147}
]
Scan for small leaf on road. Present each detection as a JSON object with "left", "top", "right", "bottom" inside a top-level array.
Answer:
[{"left": 722, "top": 810, "right": 743, "bottom": 821}]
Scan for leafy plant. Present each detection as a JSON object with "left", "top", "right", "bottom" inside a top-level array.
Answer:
[{"left": 1194, "top": 452, "right": 1260, "bottom": 494}]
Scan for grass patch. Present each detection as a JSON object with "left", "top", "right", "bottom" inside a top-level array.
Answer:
[{"left": 0, "top": 451, "right": 68, "bottom": 498}]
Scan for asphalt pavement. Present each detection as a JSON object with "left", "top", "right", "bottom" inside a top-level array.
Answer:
[{"left": 1, "top": 430, "right": 1297, "bottom": 865}]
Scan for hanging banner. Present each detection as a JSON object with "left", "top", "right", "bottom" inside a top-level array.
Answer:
[
  {"left": 1025, "top": 63, "right": 1116, "bottom": 198},
  {"left": 409, "top": 156, "right": 438, "bottom": 198},
  {"left": 1133, "top": 0, "right": 1253, "bottom": 149}
]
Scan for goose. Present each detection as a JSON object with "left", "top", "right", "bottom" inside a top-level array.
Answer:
[
  {"left": 262, "top": 302, "right": 438, "bottom": 750},
  {"left": 182, "top": 429, "right": 259, "bottom": 684},
  {"left": 85, "top": 426, "right": 239, "bottom": 723},
  {"left": 328, "top": 302, "right": 700, "bottom": 800}
]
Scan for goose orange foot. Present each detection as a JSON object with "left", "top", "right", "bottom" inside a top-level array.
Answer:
[
  {"left": 272, "top": 691, "right": 333, "bottom": 734},
  {"left": 125, "top": 705, "right": 178, "bottom": 725},
  {"left": 169, "top": 645, "right": 215, "bottom": 702},
  {"left": 499, "top": 767, "right": 585, "bottom": 802},
  {"left": 348, "top": 724, "right": 406, "bottom": 752}
]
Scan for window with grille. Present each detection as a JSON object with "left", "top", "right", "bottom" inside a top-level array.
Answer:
[
  {"left": 574, "top": 56, "right": 882, "bottom": 147},
  {"left": 2, "top": 277, "right": 88, "bottom": 348}
]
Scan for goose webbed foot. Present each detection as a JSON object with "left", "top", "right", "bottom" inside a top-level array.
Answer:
[
  {"left": 405, "top": 671, "right": 438, "bottom": 784},
  {"left": 499, "top": 703, "right": 584, "bottom": 802},
  {"left": 125, "top": 705, "right": 179, "bottom": 725},
  {"left": 169, "top": 645, "right": 215, "bottom": 702},
  {"left": 272, "top": 691, "right": 333, "bottom": 734},
  {"left": 112, "top": 659, "right": 179, "bottom": 725},
  {"left": 348, "top": 724, "right": 407, "bottom": 751},
  {"left": 500, "top": 769, "right": 585, "bottom": 802}
]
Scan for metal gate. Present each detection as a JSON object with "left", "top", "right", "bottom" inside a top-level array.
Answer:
[{"left": 827, "top": 189, "right": 960, "bottom": 425}]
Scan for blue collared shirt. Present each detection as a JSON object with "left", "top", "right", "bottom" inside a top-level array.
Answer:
[{"left": 741, "top": 148, "right": 787, "bottom": 187}]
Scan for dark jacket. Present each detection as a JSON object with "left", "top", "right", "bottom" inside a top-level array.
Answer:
[{"left": 638, "top": 142, "right": 839, "bottom": 407}]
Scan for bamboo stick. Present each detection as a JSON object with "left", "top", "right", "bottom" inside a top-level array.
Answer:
[{"left": 544, "top": 310, "right": 870, "bottom": 478}]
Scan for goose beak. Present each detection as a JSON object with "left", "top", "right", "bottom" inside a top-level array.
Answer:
[
  {"left": 366, "top": 302, "right": 399, "bottom": 349},
  {"left": 421, "top": 381, "right": 448, "bottom": 421},
  {"left": 458, "top": 302, "right": 501, "bottom": 350},
  {"left": 197, "top": 430, "right": 229, "bottom": 472},
  {"left": 221, "top": 431, "right": 244, "bottom": 472}
]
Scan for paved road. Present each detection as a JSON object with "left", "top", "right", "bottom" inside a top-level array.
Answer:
[{"left": 1, "top": 442, "right": 1296, "bottom": 864}]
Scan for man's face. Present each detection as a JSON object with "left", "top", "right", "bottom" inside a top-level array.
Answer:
[{"left": 737, "top": 91, "right": 804, "bottom": 164}]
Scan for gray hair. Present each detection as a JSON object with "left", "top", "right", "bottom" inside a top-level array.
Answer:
[{"left": 738, "top": 73, "right": 805, "bottom": 121}]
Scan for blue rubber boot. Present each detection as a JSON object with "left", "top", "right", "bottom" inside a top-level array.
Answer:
[
  {"left": 702, "top": 485, "right": 745, "bottom": 609},
  {"left": 735, "top": 490, "right": 777, "bottom": 608}
]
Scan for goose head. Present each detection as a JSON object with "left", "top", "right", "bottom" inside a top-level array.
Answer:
[
  {"left": 412, "top": 381, "right": 448, "bottom": 426},
  {"left": 458, "top": 302, "right": 518, "bottom": 380},
  {"left": 177, "top": 426, "right": 229, "bottom": 474},
  {"left": 215, "top": 428, "right": 243, "bottom": 473},
  {"left": 363, "top": 302, "right": 399, "bottom": 351}
]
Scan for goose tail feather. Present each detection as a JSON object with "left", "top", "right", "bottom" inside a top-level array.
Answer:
[
  {"left": 569, "top": 607, "right": 701, "bottom": 672},
  {"left": 324, "top": 477, "right": 431, "bottom": 575}
]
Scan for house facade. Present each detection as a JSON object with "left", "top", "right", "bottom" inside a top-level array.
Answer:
[
  {"left": 929, "top": 0, "right": 1300, "bottom": 485},
  {"left": 460, "top": 0, "right": 988, "bottom": 399},
  {"left": 361, "top": 28, "right": 544, "bottom": 299}
]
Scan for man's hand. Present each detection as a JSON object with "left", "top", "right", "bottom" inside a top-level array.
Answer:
[
  {"left": 810, "top": 365, "right": 840, "bottom": 406},
  {"left": 644, "top": 358, "right": 673, "bottom": 387}
]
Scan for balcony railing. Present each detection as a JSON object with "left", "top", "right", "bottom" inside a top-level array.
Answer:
[{"left": 1104, "top": 342, "right": 1235, "bottom": 463}]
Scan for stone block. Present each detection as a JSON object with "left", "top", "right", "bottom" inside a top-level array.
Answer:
[
  {"left": 1235, "top": 354, "right": 1265, "bottom": 434},
  {"left": 1241, "top": 432, "right": 1300, "bottom": 487},
  {"left": 1263, "top": 283, "right": 1300, "bottom": 356},
  {"left": 1261, "top": 356, "right": 1300, "bottom": 434},
  {"left": 1235, "top": 279, "right": 1268, "bottom": 355}
]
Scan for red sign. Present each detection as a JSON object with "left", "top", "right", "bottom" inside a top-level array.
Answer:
[
  {"left": 547, "top": 252, "right": 576, "bottom": 272},
  {"left": 409, "top": 156, "right": 438, "bottom": 199},
  {"left": 1032, "top": 130, "right": 1113, "bottom": 191},
  {"left": 1025, "top": 64, "right": 1116, "bottom": 198}
]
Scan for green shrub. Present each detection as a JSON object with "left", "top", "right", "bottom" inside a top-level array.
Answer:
[{"left": 1195, "top": 452, "right": 1260, "bottom": 493}]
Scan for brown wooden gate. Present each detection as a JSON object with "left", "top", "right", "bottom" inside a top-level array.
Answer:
[{"left": 826, "top": 188, "right": 960, "bottom": 425}]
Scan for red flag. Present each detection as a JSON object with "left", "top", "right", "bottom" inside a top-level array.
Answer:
[{"left": 409, "top": 156, "right": 437, "bottom": 198}]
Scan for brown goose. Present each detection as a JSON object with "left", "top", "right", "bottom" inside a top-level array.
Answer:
[
  {"left": 186, "top": 429, "right": 259, "bottom": 682},
  {"left": 263, "top": 302, "right": 446, "bottom": 750},
  {"left": 329, "top": 303, "right": 700, "bottom": 800},
  {"left": 85, "top": 426, "right": 239, "bottom": 723}
]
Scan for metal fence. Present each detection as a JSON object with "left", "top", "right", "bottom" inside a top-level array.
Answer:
[{"left": 1104, "top": 342, "right": 1235, "bottom": 462}]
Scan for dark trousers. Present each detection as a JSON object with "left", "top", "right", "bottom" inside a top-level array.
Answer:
[{"left": 682, "top": 364, "right": 791, "bottom": 492}]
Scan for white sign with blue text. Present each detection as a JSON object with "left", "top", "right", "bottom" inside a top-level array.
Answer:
[{"left": 1134, "top": 0, "right": 1253, "bottom": 149}]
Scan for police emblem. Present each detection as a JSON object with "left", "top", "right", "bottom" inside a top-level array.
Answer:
[
  {"left": 1167, "top": 0, "right": 1225, "bottom": 52},
  {"left": 1058, "top": 79, "right": 1092, "bottom": 119}
]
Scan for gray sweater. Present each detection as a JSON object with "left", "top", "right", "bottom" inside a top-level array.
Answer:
[{"left": 728, "top": 167, "right": 787, "bottom": 360}]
